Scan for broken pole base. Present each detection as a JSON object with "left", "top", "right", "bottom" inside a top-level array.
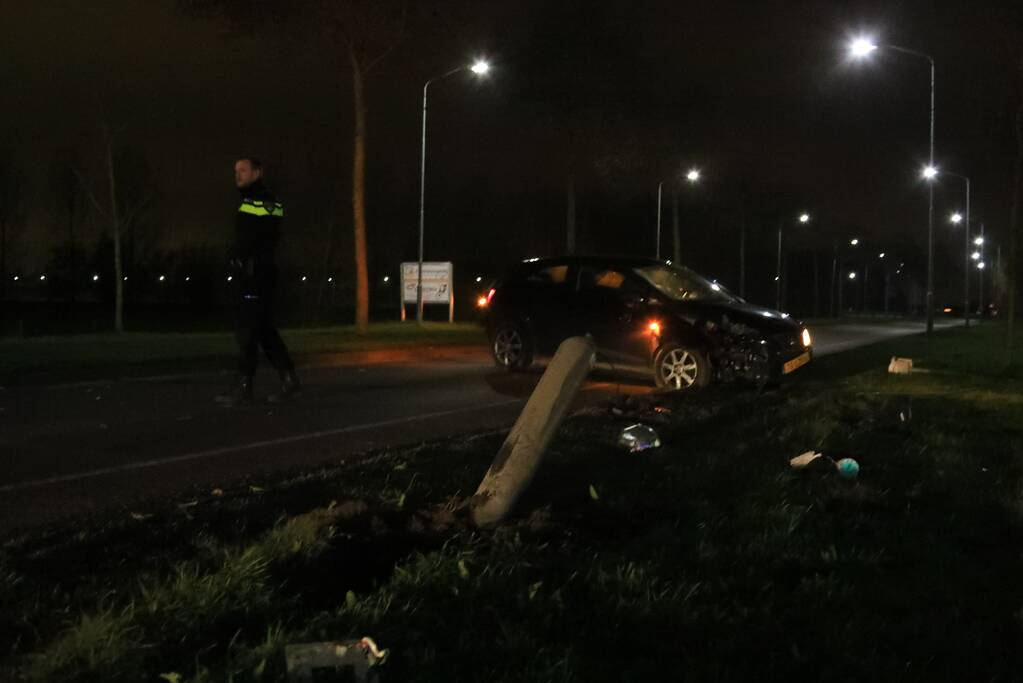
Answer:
[{"left": 470, "top": 335, "right": 595, "bottom": 528}]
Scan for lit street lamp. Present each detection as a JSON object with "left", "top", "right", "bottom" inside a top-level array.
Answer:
[
  {"left": 416, "top": 59, "right": 490, "bottom": 324},
  {"left": 945, "top": 170, "right": 971, "bottom": 325},
  {"left": 850, "top": 37, "right": 937, "bottom": 337},
  {"left": 776, "top": 212, "right": 810, "bottom": 310},
  {"left": 657, "top": 167, "right": 701, "bottom": 261}
]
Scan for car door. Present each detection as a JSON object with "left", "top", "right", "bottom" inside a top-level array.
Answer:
[
  {"left": 572, "top": 265, "right": 655, "bottom": 366},
  {"left": 519, "top": 262, "right": 574, "bottom": 355}
]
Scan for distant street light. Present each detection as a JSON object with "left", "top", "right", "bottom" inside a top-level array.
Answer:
[
  {"left": 776, "top": 212, "right": 810, "bottom": 309},
  {"left": 850, "top": 36, "right": 937, "bottom": 337},
  {"left": 971, "top": 251, "right": 980, "bottom": 260},
  {"left": 850, "top": 238, "right": 859, "bottom": 246},
  {"left": 848, "top": 271, "right": 857, "bottom": 280},
  {"left": 878, "top": 252, "right": 886, "bottom": 259},
  {"left": 977, "top": 261, "right": 986, "bottom": 269},
  {"left": 946, "top": 170, "right": 971, "bottom": 326},
  {"left": 657, "top": 167, "right": 702, "bottom": 261},
  {"left": 921, "top": 165, "right": 938, "bottom": 180},
  {"left": 92, "top": 274, "right": 99, "bottom": 281},
  {"left": 950, "top": 212, "right": 963, "bottom": 224},
  {"left": 974, "top": 236, "right": 984, "bottom": 246},
  {"left": 417, "top": 59, "right": 491, "bottom": 324}
]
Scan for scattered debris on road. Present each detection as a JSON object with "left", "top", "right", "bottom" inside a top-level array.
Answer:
[
  {"left": 888, "top": 356, "right": 913, "bottom": 374},
  {"left": 836, "top": 458, "right": 860, "bottom": 479}
]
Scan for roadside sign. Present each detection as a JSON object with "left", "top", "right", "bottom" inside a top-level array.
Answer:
[{"left": 400, "top": 262, "right": 455, "bottom": 322}]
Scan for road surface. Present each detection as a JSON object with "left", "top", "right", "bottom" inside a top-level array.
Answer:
[{"left": 0, "top": 319, "right": 954, "bottom": 529}]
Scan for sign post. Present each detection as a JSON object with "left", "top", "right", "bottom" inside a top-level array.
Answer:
[{"left": 400, "top": 262, "right": 454, "bottom": 323}]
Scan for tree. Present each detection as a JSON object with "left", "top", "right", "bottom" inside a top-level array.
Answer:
[
  {"left": 180, "top": 0, "right": 407, "bottom": 333},
  {"left": 76, "top": 120, "right": 152, "bottom": 333},
  {"left": 0, "top": 150, "right": 26, "bottom": 301}
]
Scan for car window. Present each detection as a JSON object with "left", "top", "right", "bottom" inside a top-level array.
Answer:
[
  {"left": 524, "top": 264, "right": 568, "bottom": 285},
  {"left": 634, "top": 264, "right": 734, "bottom": 302},
  {"left": 577, "top": 267, "right": 646, "bottom": 297}
]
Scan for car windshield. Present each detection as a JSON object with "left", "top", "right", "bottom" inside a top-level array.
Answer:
[{"left": 634, "top": 265, "right": 736, "bottom": 302}]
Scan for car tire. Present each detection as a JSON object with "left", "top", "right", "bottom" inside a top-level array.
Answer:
[
  {"left": 491, "top": 322, "right": 534, "bottom": 371},
  {"left": 653, "top": 343, "right": 711, "bottom": 390}
]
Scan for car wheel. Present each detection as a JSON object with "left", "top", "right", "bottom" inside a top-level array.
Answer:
[
  {"left": 654, "top": 343, "right": 711, "bottom": 390},
  {"left": 491, "top": 322, "right": 534, "bottom": 371}
]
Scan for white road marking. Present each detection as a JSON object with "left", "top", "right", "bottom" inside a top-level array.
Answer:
[{"left": 0, "top": 398, "right": 523, "bottom": 493}]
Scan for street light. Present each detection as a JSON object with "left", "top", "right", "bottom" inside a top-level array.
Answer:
[
  {"left": 850, "top": 238, "right": 859, "bottom": 246},
  {"left": 950, "top": 212, "right": 963, "bottom": 224},
  {"left": 921, "top": 165, "right": 938, "bottom": 180},
  {"left": 974, "top": 236, "right": 984, "bottom": 246},
  {"left": 416, "top": 58, "right": 491, "bottom": 324},
  {"left": 850, "top": 36, "right": 937, "bottom": 337},
  {"left": 945, "top": 170, "right": 971, "bottom": 326},
  {"left": 657, "top": 166, "right": 702, "bottom": 261},
  {"left": 776, "top": 212, "right": 810, "bottom": 310}
]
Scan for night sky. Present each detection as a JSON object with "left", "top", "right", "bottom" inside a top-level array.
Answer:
[{"left": 2, "top": 0, "right": 1020, "bottom": 307}]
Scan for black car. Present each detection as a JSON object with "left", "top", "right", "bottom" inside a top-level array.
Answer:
[{"left": 480, "top": 256, "right": 812, "bottom": 389}]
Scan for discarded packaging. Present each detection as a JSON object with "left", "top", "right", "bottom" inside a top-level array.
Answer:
[
  {"left": 790, "top": 451, "right": 823, "bottom": 469},
  {"left": 618, "top": 423, "right": 661, "bottom": 452},
  {"left": 835, "top": 458, "right": 860, "bottom": 479},
  {"left": 285, "top": 637, "right": 387, "bottom": 683},
  {"left": 888, "top": 357, "right": 913, "bottom": 374}
]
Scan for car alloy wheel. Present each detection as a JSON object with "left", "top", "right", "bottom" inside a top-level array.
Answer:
[
  {"left": 654, "top": 344, "right": 709, "bottom": 390},
  {"left": 492, "top": 323, "right": 532, "bottom": 370}
]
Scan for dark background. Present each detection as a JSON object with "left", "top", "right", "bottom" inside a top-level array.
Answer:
[{"left": 1, "top": 0, "right": 1020, "bottom": 331}]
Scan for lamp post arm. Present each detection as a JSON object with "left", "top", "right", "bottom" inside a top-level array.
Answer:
[{"left": 417, "top": 66, "right": 467, "bottom": 324}]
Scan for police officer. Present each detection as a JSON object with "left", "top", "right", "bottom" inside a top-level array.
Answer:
[{"left": 216, "top": 156, "right": 300, "bottom": 406}]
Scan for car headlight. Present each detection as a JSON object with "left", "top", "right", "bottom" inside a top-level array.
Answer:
[{"left": 801, "top": 328, "right": 812, "bottom": 348}]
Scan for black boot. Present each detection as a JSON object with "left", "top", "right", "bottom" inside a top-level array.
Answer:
[
  {"left": 216, "top": 376, "right": 254, "bottom": 407},
  {"left": 267, "top": 369, "right": 301, "bottom": 403}
]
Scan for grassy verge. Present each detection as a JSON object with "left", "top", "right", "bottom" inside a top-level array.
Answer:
[
  {"left": 3, "top": 324, "right": 1023, "bottom": 681},
  {"left": 0, "top": 322, "right": 485, "bottom": 385}
]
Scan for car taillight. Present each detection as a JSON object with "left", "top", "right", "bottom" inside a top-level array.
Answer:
[
  {"left": 487, "top": 288, "right": 496, "bottom": 304},
  {"left": 478, "top": 288, "right": 495, "bottom": 308}
]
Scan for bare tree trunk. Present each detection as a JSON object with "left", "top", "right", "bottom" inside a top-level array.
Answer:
[
  {"left": 812, "top": 251, "right": 819, "bottom": 317},
  {"left": 739, "top": 207, "right": 746, "bottom": 299},
  {"left": 350, "top": 51, "right": 370, "bottom": 333},
  {"left": 566, "top": 172, "right": 576, "bottom": 255},
  {"left": 1007, "top": 103, "right": 1022, "bottom": 366},
  {"left": 104, "top": 124, "right": 124, "bottom": 333},
  {"left": 0, "top": 221, "right": 6, "bottom": 301},
  {"left": 671, "top": 189, "right": 681, "bottom": 264}
]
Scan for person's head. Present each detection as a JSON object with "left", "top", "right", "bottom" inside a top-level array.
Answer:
[{"left": 234, "top": 157, "right": 263, "bottom": 189}]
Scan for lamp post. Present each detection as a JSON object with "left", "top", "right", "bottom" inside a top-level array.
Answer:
[
  {"left": 657, "top": 168, "right": 700, "bottom": 262},
  {"left": 416, "top": 59, "right": 490, "bottom": 324},
  {"left": 849, "top": 38, "right": 937, "bottom": 338},
  {"left": 776, "top": 212, "right": 810, "bottom": 310},
  {"left": 976, "top": 226, "right": 985, "bottom": 315},
  {"left": 946, "top": 171, "right": 971, "bottom": 326}
]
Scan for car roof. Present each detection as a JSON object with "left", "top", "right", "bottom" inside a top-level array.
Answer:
[{"left": 515, "top": 255, "right": 669, "bottom": 271}]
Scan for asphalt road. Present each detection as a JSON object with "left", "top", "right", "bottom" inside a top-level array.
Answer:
[{"left": 0, "top": 319, "right": 953, "bottom": 529}]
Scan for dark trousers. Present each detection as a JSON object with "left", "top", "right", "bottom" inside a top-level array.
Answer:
[{"left": 236, "top": 292, "right": 294, "bottom": 379}]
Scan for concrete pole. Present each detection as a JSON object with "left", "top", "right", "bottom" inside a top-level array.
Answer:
[{"left": 470, "top": 336, "right": 595, "bottom": 528}]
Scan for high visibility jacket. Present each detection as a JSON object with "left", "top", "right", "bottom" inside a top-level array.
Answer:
[{"left": 234, "top": 180, "right": 284, "bottom": 295}]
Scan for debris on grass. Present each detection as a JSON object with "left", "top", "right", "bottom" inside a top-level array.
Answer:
[
  {"left": 836, "top": 458, "right": 860, "bottom": 479},
  {"left": 284, "top": 637, "right": 388, "bottom": 683},
  {"left": 617, "top": 423, "right": 661, "bottom": 452},
  {"left": 888, "top": 356, "right": 914, "bottom": 374},
  {"left": 790, "top": 451, "right": 824, "bottom": 469}
]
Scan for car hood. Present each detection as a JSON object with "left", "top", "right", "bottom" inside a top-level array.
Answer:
[{"left": 665, "top": 298, "right": 802, "bottom": 334}]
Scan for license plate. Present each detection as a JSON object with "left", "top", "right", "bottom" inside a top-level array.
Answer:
[{"left": 783, "top": 351, "right": 811, "bottom": 375}]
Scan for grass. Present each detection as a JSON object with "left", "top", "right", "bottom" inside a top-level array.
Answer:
[
  {"left": 0, "top": 322, "right": 485, "bottom": 385},
  {"left": 3, "top": 323, "right": 1023, "bottom": 681}
]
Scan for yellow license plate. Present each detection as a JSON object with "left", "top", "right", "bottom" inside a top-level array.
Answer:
[{"left": 783, "top": 351, "right": 811, "bottom": 375}]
